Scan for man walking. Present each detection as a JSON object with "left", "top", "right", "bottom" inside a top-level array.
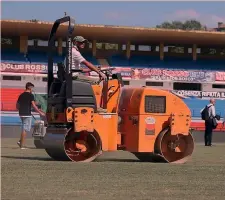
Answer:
[
  {"left": 201, "top": 98, "right": 216, "bottom": 146},
  {"left": 16, "top": 82, "right": 45, "bottom": 149}
]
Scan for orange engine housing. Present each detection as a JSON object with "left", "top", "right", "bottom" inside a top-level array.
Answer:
[{"left": 118, "top": 87, "right": 193, "bottom": 159}]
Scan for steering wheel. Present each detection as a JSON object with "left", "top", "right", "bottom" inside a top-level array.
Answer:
[
  {"left": 97, "top": 67, "right": 116, "bottom": 83},
  {"left": 74, "top": 67, "right": 116, "bottom": 84}
]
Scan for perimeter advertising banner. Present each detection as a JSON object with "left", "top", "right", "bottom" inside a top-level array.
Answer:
[
  {"left": 172, "top": 90, "right": 225, "bottom": 99},
  {"left": 131, "top": 68, "right": 215, "bottom": 82},
  {"left": 0, "top": 62, "right": 220, "bottom": 83},
  {"left": 215, "top": 72, "right": 225, "bottom": 81},
  {"left": 112, "top": 67, "right": 133, "bottom": 78},
  {"left": 0, "top": 62, "right": 57, "bottom": 73}
]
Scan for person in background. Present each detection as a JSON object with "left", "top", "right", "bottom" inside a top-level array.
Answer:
[
  {"left": 16, "top": 82, "right": 45, "bottom": 149},
  {"left": 223, "top": 111, "right": 225, "bottom": 127},
  {"left": 201, "top": 98, "right": 216, "bottom": 146}
]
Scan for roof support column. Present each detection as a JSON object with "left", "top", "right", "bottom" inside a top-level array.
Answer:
[
  {"left": 135, "top": 45, "right": 138, "bottom": 51},
  {"left": 160, "top": 42, "right": 164, "bottom": 60},
  {"left": 126, "top": 41, "right": 131, "bottom": 59},
  {"left": 184, "top": 46, "right": 188, "bottom": 54},
  {"left": 92, "top": 40, "right": 96, "bottom": 56},
  {"left": 57, "top": 38, "right": 62, "bottom": 56},
  {"left": 192, "top": 44, "right": 197, "bottom": 61},
  {"left": 118, "top": 44, "right": 122, "bottom": 51},
  {"left": 19, "top": 36, "right": 28, "bottom": 54}
]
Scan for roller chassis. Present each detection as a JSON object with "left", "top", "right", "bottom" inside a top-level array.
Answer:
[{"left": 31, "top": 16, "right": 195, "bottom": 164}]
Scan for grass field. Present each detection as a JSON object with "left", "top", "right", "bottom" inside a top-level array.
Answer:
[{"left": 1, "top": 138, "right": 225, "bottom": 200}]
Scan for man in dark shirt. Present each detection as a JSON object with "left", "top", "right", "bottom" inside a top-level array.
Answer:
[{"left": 16, "top": 82, "right": 45, "bottom": 149}]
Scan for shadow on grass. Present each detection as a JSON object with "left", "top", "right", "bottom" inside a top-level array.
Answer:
[
  {"left": 1, "top": 155, "right": 163, "bottom": 163},
  {"left": 95, "top": 158, "right": 141, "bottom": 163},
  {"left": 1, "top": 155, "right": 54, "bottom": 161},
  {"left": 95, "top": 158, "right": 166, "bottom": 163},
  {"left": 1, "top": 147, "right": 37, "bottom": 150}
]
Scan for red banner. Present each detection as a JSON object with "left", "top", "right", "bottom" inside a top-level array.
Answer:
[
  {"left": 131, "top": 68, "right": 215, "bottom": 82},
  {"left": 0, "top": 63, "right": 58, "bottom": 73},
  {"left": 1, "top": 62, "right": 220, "bottom": 83},
  {"left": 112, "top": 67, "right": 132, "bottom": 78},
  {"left": 215, "top": 72, "right": 225, "bottom": 81}
]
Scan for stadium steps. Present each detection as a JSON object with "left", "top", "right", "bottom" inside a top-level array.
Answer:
[{"left": 1, "top": 88, "right": 24, "bottom": 111}]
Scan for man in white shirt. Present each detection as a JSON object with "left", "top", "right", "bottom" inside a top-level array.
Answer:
[
  {"left": 201, "top": 98, "right": 216, "bottom": 146},
  {"left": 66, "top": 36, "right": 107, "bottom": 84}
]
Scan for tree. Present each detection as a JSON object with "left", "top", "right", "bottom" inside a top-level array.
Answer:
[
  {"left": 171, "top": 21, "right": 184, "bottom": 30},
  {"left": 183, "top": 20, "right": 204, "bottom": 30},
  {"left": 156, "top": 21, "right": 174, "bottom": 29},
  {"left": 29, "top": 19, "right": 39, "bottom": 23},
  {"left": 156, "top": 19, "right": 205, "bottom": 30}
]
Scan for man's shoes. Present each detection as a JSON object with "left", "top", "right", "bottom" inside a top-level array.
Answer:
[
  {"left": 205, "top": 144, "right": 214, "bottom": 147},
  {"left": 17, "top": 141, "right": 21, "bottom": 147},
  {"left": 20, "top": 147, "right": 28, "bottom": 150},
  {"left": 17, "top": 141, "right": 27, "bottom": 149}
]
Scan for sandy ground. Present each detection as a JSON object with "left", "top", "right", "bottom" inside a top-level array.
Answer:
[{"left": 1, "top": 138, "right": 225, "bottom": 200}]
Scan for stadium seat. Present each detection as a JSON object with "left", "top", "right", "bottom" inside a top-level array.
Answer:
[
  {"left": 2, "top": 50, "right": 224, "bottom": 70},
  {"left": 107, "top": 54, "right": 225, "bottom": 70},
  {"left": 1, "top": 51, "right": 99, "bottom": 65},
  {"left": 1, "top": 50, "right": 27, "bottom": 63}
]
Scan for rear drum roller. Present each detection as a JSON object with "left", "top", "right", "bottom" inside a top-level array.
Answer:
[
  {"left": 64, "top": 130, "right": 102, "bottom": 162},
  {"left": 133, "top": 128, "right": 194, "bottom": 163},
  {"left": 154, "top": 128, "right": 194, "bottom": 163}
]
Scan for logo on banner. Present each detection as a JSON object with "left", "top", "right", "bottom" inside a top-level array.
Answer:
[
  {"left": 0, "top": 63, "right": 58, "bottom": 73},
  {"left": 215, "top": 72, "right": 225, "bottom": 81},
  {"left": 135, "top": 68, "right": 215, "bottom": 82}
]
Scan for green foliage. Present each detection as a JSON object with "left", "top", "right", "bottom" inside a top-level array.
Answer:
[
  {"left": 29, "top": 19, "right": 39, "bottom": 23},
  {"left": 156, "top": 20, "right": 205, "bottom": 30}
]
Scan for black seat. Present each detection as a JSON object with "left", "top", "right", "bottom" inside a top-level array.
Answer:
[
  {"left": 49, "top": 79, "right": 62, "bottom": 97},
  {"left": 57, "top": 62, "right": 66, "bottom": 82},
  {"left": 72, "top": 81, "right": 97, "bottom": 111},
  {"left": 59, "top": 80, "right": 97, "bottom": 112},
  {"left": 47, "top": 80, "right": 97, "bottom": 113}
]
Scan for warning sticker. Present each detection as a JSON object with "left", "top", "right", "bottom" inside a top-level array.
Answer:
[
  {"left": 145, "top": 117, "right": 156, "bottom": 135},
  {"left": 145, "top": 117, "right": 156, "bottom": 125}
]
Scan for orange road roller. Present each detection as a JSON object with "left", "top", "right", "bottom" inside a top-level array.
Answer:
[{"left": 32, "top": 16, "right": 194, "bottom": 163}]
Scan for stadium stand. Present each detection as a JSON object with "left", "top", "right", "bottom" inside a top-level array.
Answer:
[
  {"left": 108, "top": 54, "right": 225, "bottom": 70},
  {"left": 1, "top": 51, "right": 99, "bottom": 65},
  {"left": 2, "top": 50, "right": 224, "bottom": 71},
  {"left": 1, "top": 20, "right": 225, "bottom": 131}
]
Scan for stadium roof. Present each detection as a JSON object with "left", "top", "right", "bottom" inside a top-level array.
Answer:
[{"left": 1, "top": 20, "right": 225, "bottom": 46}]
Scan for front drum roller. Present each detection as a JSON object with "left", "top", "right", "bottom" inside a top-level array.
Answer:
[
  {"left": 134, "top": 128, "right": 194, "bottom": 163},
  {"left": 44, "top": 129, "right": 102, "bottom": 162},
  {"left": 64, "top": 130, "right": 102, "bottom": 162}
]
